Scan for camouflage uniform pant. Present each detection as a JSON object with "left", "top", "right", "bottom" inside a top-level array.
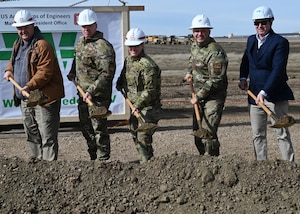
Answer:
[
  {"left": 193, "top": 99, "right": 225, "bottom": 156},
  {"left": 129, "top": 107, "right": 160, "bottom": 163},
  {"left": 78, "top": 98, "right": 110, "bottom": 160}
]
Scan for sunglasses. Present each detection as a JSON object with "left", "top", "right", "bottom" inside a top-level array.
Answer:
[{"left": 254, "top": 20, "right": 269, "bottom": 26}]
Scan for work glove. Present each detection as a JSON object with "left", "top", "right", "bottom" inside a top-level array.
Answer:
[
  {"left": 67, "top": 73, "right": 75, "bottom": 81},
  {"left": 238, "top": 79, "right": 248, "bottom": 90},
  {"left": 116, "top": 78, "right": 123, "bottom": 91}
]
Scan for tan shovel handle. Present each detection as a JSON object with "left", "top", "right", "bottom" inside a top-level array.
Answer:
[
  {"left": 8, "top": 77, "right": 30, "bottom": 97},
  {"left": 120, "top": 90, "right": 142, "bottom": 119},
  {"left": 124, "top": 97, "right": 141, "bottom": 119},
  {"left": 247, "top": 90, "right": 273, "bottom": 116},
  {"left": 190, "top": 82, "right": 201, "bottom": 121},
  {"left": 72, "top": 80, "right": 93, "bottom": 106}
]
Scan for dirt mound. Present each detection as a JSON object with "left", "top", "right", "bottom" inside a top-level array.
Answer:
[
  {"left": 1, "top": 154, "right": 299, "bottom": 213},
  {"left": 1, "top": 41, "right": 300, "bottom": 214}
]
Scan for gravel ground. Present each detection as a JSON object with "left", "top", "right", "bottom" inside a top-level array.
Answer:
[{"left": 0, "top": 41, "right": 300, "bottom": 213}]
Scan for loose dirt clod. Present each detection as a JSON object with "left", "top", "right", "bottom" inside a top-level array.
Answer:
[{"left": 0, "top": 154, "right": 300, "bottom": 213}]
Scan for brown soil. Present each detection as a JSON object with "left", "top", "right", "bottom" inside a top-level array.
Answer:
[{"left": 1, "top": 40, "right": 300, "bottom": 213}]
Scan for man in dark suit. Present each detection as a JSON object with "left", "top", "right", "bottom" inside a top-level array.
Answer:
[{"left": 238, "top": 6, "right": 295, "bottom": 161}]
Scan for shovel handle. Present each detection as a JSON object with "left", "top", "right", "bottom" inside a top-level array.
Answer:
[
  {"left": 124, "top": 97, "right": 143, "bottom": 120},
  {"left": 72, "top": 80, "right": 93, "bottom": 106},
  {"left": 247, "top": 90, "right": 273, "bottom": 117},
  {"left": 8, "top": 77, "right": 30, "bottom": 97},
  {"left": 190, "top": 82, "right": 201, "bottom": 121},
  {"left": 120, "top": 90, "right": 144, "bottom": 121}
]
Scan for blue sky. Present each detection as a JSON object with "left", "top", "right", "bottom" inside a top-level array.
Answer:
[
  {"left": 117, "top": 0, "right": 300, "bottom": 37},
  {"left": 1, "top": 0, "right": 298, "bottom": 37}
]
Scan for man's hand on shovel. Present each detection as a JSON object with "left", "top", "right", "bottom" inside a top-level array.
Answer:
[
  {"left": 71, "top": 79, "right": 111, "bottom": 119},
  {"left": 247, "top": 90, "right": 296, "bottom": 128},
  {"left": 238, "top": 80, "right": 295, "bottom": 128},
  {"left": 188, "top": 79, "right": 213, "bottom": 139},
  {"left": 6, "top": 76, "right": 46, "bottom": 107},
  {"left": 119, "top": 89, "right": 157, "bottom": 132}
]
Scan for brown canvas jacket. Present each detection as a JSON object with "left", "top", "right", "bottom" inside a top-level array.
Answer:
[{"left": 5, "top": 27, "right": 65, "bottom": 106}]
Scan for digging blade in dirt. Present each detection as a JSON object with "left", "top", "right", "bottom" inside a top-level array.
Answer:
[
  {"left": 247, "top": 90, "right": 296, "bottom": 128},
  {"left": 120, "top": 89, "right": 158, "bottom": 132},
  {"left": 8, "top": 77, "right": 47, "bottom": 107},
  {"left": 72, "top": 79, "right": 111, "bottom": 119},
  {"left": 189, "top": 81, "right": 212, "bottom": 139}
]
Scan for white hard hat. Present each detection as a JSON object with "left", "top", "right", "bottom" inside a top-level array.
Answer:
[
  {"left": 189, "top": 14, "right": 213, "bottom": 29},
  {"left": 252, "top": 6, "right": 274, "bottom": 20},
  {"left": 124, "top": 28, "right": 147, "bottom": 46},
  {"left": 77, "top": 9, "right": 98, "bottom": 26},
  {"left": 12, "top": 10, "right": 35, "bottom": 27}
]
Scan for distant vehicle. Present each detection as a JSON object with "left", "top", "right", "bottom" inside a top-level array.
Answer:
[
  {"left": 158, "top": 35, "right": 167, "bottom": 44},
  {"left": 167, "top": 35, "right": 178, "bottom": 45},
  {"left": 184, "top": 34, "right": 194, "bottom": 45},
  {"left": 146, "top": 35, "right": 161, "bottom": 44},
  {"left": 146, "top": 34, "right": 195, "bottom": 45},
  {"left": 177, "top": 36, "right": 186, "bottom": 45}
]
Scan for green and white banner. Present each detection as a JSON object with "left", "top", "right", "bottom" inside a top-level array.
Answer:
[{"left": 0, "top": 8, "right": 125, "bottom": 122}]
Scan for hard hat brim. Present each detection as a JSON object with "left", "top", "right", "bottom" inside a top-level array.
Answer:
[
  {"left": 12, "top": 21, "right": 34, "bottom": 27},
  {"left": 77, "top": 21, "right": 96, "bottom": 26},
  {"left": 189, "top": 26, "right": 213, "bottom": 30},
  {"left": 125, "top": 40, "right": 145, "bottom": 46}
]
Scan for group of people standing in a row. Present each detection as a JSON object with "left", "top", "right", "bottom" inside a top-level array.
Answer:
[{"left": 3, "top": 5, "right": 295, "bottom": 163}]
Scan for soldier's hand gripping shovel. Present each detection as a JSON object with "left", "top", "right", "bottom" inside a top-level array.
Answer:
[
  {"left": 247, "top": 90, "right": 295, "bottom": 128},
  {"left": 72, "top": 79, "right": 111, "bottom": 119},
  {"left": 189, "top": 81, "right": 213, "bottom": 139},
  {"left": 8, "top": 77, "right": 45, "bottom": 107},
  {"left": 120, "top": 89, "right": 157, "bottom": 132}
]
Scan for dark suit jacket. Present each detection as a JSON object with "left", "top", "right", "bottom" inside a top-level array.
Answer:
[{"left": 240, "top": 30, "right": 294, "bottom": 104}]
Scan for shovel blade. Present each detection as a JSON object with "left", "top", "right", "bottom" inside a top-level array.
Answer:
[
  {"left": 192, "top": 128, "right": 213, "bottom": 139},
  {"left": 135, "top": 123, "right": 158, "bottom": 132},
  {"left": 89, "top": 107, "right": 112, "bottom": 119},
  {"left": 26, "top": 101, "right": 39, "bottom": 107},
  {"left": 270, "top": 115, "right": 296, "bottom": 128},
  {"left": 26, "top": 89, "right": 47, "bottom": 107}
]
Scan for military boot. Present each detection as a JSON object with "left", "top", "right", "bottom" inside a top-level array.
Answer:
[
  {"left": 194, "top": 137, "right": 205, "bottom": 155},
  {"left": 136, "top": 142, "right": 154, "bottom": 163},
  {"left": 96, "top": 143, "right": 110, "bottom": 161},
  {"left": 87, "top": 141, "right": 97, "bottom": 160},
  {"left": 204, "top": 140, "right": 220, "bottom": 156}
]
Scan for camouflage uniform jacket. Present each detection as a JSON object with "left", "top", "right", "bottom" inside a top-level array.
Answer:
[
  {"left": 187, "top": 37, "right": 228, "bottom": 100},
  {"left": 118, "top": 50, "right": 161, "bottom": 110},
  {"left": 75, "top": 31, "right": 116, "bottom": 106}
]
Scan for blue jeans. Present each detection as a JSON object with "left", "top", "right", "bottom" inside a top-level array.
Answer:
[{"left": 20, "top": 100, "right": 61, "bottom": 161}]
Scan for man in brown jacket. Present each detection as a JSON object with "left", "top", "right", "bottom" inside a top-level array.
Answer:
[{"left": 3, "top": 10, "right": 65, "bottom": 161}]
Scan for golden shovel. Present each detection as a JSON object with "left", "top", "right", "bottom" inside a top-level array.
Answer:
[
  {"left": 8, "top": 77, "right": 46, "bottom": 107},
  {"left": 120, "top": 90, "right": 157, "bottom": 132},
  {"left": 72, "top": 80, "right": 111, "bottom": 119},
  {"left": 247, "top": 90, "right": 295, "bottom": 128}
]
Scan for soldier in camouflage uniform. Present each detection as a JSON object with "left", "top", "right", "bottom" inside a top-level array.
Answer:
[
  {"left": 67, "top": 9, "right": 116, "bottom": 160},
  {"left": 184, "top": 15, "right": 228, "bottom": 156},
  {"left": 116, "top": 28, "right": 161, "bottom": 163}
]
